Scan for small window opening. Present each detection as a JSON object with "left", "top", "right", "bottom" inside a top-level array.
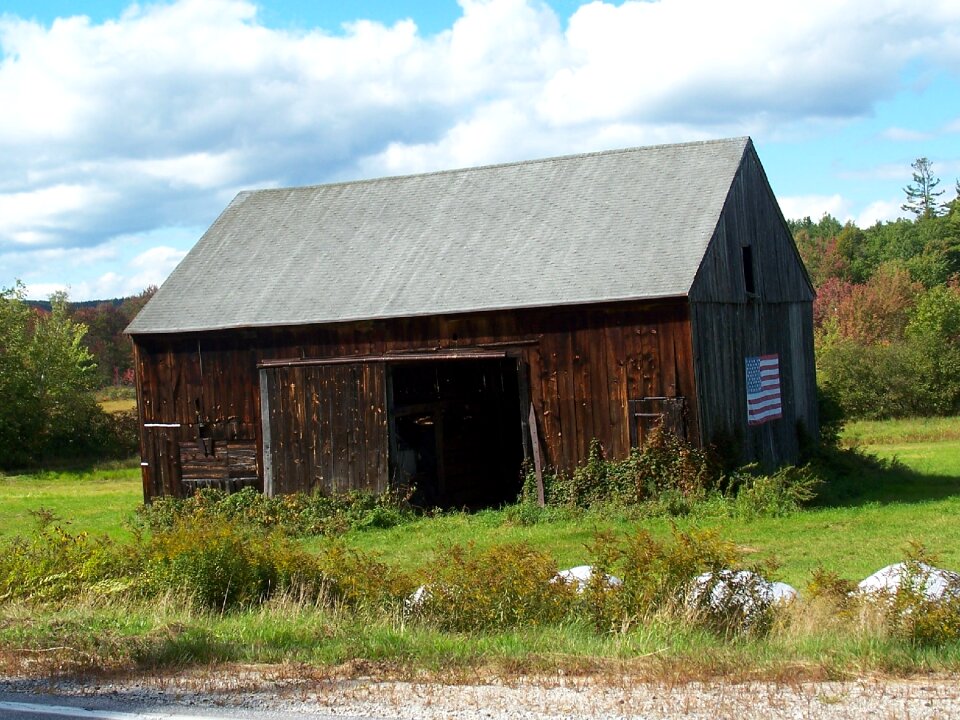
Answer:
[
  {"left": 742, "top": 245, "right": 756, "bottom": 295},
  {"left": 629, "top": 397, "right": 687, "bottom": 448}
]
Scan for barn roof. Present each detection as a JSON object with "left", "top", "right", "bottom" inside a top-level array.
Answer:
[{"left": 127, "top": 136, "right": 752, "bottom": 334}]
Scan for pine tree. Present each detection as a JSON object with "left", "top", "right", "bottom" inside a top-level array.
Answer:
[{"left": 902, "top": 157, "right": 944, "bottom": 218}]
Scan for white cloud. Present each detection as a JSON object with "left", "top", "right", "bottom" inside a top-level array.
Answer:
[
  {"left": 3, "top": 0, "right": 960, "bottom": 295},
  {"left": 0, "top": 183, "right": 117, "bottom": 246},
  {"left": 856, "top": 200, "right": 905, "bottom": 227},
  {"left": 778, "top": 194, "right": 911, "bottom": 228},
  {"left": 882, "top": 127, "right": 935, "bottom": 142},
  {"left": 129, "top": 245, "right": 187, "bottom": 272},
  {"left": 777, "top": 194, "right": 850, "bottom": 222}
]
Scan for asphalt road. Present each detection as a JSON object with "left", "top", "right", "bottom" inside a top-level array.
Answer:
[{"left": 0, "top": 693, "right": 386, "bottom": 720}]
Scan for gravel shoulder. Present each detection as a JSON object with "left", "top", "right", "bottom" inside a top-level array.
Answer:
[{"left": 2, "top": 668, "right": 959, "bottom": 720}]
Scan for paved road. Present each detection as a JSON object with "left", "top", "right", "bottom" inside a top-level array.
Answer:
[{"left": 0, "top": 694, "right": 385, "bottom": 720}]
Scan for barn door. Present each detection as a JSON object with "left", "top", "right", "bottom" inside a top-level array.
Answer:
[
  {"left": 628, "top": 396, "right": 688, "bottom": 448},
  {"left": 260, "top": 362, "right": 388, "bottom": 496},
  {"left": 140, "top": 425, "right": 182, "bottom": 498}
]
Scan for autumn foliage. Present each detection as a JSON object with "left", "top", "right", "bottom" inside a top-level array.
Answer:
[{"left": 790, "top": 199, "right": 960, "bottom": 419}]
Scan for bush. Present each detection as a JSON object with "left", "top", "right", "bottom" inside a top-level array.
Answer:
[
  {"left": 137, "top": 486, "right": 415, "bottom": 538},
  {"left": 0, "top": 510, "right": 140, "bottom": 602},
  {"left": 579, "top": 527, "right": 742, "bottom": 632},
  {"left": 412, "top": 542, "right": 576, "bottom": 631},
  {"left": 817, "top": 337, "right": 938, "bottom": 419},
  {"left": 731, "top": 465, "right": 821, "bottom": 519},
  {"left": 527, "top": 430, "right": 721, "bottom": 510},
  {"left": 145, "top": 519, "right": 289, "bottom": 610},
  {"left": 311, "top": 541, "right": 413, "bottom": 610}
]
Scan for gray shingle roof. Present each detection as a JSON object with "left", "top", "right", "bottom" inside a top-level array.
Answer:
[{"left": 127, "top": 137, "right": 750, "bottom": 334}]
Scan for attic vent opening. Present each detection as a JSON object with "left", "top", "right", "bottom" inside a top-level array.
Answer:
[{"left": 742, "top": 245, "right": 756, "bottom": 296}]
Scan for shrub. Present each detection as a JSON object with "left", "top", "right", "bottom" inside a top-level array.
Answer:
[
  {"left": 731, "top": 465, "right": 821, "bottom": 519},
  {"left": 632, "top": 426, "right": 719, "bottom": 499},
  {"left": 136, "top": 486, "right": 415, "bottom": 538},
  {"left": 579, "top": 527, "right": 742, "bottom": 632},
  {"left": 145, "top": 519, "right": 290, "bottom": 610},
  {"left": 0, "top": 510, "right": 140, "bottom": 602},
  {"left": 528, "top": 430, "right": 721, "bottom": 510},
  {"left": 310, "top": 541, "right": 413, "bottom": 610},
  {"left": 806, "top": 566, "right": 857, "bottom": 610},
  {"left": 412, "top": 542, "right": 576, "bottom": 631}
]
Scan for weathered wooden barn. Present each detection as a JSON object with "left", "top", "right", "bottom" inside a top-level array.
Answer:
[{"left": 127, "top": 137, "right": 817, "bottom": 505}]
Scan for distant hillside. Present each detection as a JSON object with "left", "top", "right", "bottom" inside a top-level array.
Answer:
[{"left": 26, "top": 297, "right": 127, "bottom": 312}]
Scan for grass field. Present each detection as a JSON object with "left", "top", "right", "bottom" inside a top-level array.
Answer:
[
  {"left": 0, "top": 418, "right": 958, "bottom": 586},
  {"left": 0, "top": 462, "right": 141, "bottom": 540},
  {"left": 0, "top": 416, "right": 959, "bottom": 677}
]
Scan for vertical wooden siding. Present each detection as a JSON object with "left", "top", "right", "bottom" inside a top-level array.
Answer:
[
  {"left": 133, "top": 299, "right": 697, "bottom": 499},
  {"left": 263, "top": 363, "right": 388, "bottom": 495},
  {"left": 689, "top": 145, "right": 817, "bottom": 467}
]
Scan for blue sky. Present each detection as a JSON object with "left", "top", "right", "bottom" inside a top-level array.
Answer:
[{"left": 2, "top": 0, "right": 959, "bottom": 301}]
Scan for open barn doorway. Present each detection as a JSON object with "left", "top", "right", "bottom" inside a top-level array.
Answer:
[{"left": 388, "top": 358, "right": 525, "bottom": 509}]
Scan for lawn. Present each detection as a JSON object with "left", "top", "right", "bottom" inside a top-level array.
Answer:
[
  {"left": 0, "top": 462, "right": 142, "bottom": 540},
  {"left": 342, "top": 419, "right": 960, "bottom": 588},
  {"left": 0, "top": 416, "right": 958, "bottom": 589},
  {"left": 1, "top": 416, "right": 959, "bottom": 677}
]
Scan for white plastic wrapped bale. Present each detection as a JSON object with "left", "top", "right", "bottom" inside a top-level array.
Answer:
[
  {"left": 857, "top": 562, "right": 960, "bottom": 601},
  {"left": 688, "top": 569, "right": 797, "bottom": 629},
  {"left": 554, "top": 565, "right": 622, "bottom": 593},
  {"left": 405, "top": 584, "right": 432, "bottom": 612}
]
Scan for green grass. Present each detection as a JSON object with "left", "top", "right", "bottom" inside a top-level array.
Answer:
[
  {"left": 1, "top": 415, "right": 959, "bottom": 678},
  {"left": 4, "top": 596, "right": 959, "bottom": 679},
  {"left": 0, "top": 461, "right": 142, "bottom": 540},
  {"left": 95, "top": 386, "right": 138, "bottom": 414},
  {"left": 98, "top": 398, "right": 138, "bottom": 414},
  {"left": 843, "top": 415, "right": 960, "bottom": 445},
  {"left": 341, "top": 417, "right": 960, "bottom": 589},
  {"left": 339, "top": 495, "right": 960, "bottom": 591}
]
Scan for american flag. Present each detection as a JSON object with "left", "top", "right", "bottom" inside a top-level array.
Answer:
[{"left": 745, "top": 354, "right": 782, "bottom": 425}]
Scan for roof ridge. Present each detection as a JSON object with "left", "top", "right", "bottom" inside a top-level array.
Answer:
[{"left": 244, "top": 136, "right": 751, "bottom": 196}]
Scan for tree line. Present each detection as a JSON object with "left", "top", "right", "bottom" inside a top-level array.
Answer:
[
  {"left": 0, "top": 283, "right": 151, "bottom": 468},
  {"left": 790, "top": 159, "right": 960, "bottom": 420}
]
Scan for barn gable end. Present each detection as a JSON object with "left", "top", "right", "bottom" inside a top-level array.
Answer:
[{"left": 689, "top": 141, "right": 818, "bottom": 466}]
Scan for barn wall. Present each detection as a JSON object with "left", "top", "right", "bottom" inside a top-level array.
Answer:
[
  {"left": 132, "top": 299, "right": 697, "bottom": 499},
  {"left": 689, "top": 146, "right": 818, "bottom": 467}
]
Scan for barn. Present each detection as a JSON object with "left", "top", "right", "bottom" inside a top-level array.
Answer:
[{"left": 127, "top": 136, "right": 817, "bottom": 506}]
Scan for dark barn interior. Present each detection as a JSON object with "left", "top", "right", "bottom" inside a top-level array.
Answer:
[{"left": 389, "top": 358, "right": 524, "bottom": 509}]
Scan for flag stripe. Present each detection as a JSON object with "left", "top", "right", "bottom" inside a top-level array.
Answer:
[{"left": 746, "top": 353, "right": 782, "bottom": 425}]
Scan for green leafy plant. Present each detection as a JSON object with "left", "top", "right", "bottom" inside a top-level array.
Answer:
[
  {"left": 412, "top": 542, "right": 576, "bottom": 631},
  {"left": 136, "top": 486, "right": 416, "bottom": 538},
  {"left": 882, "top": 544, "right": 960, "bottom": 646}
]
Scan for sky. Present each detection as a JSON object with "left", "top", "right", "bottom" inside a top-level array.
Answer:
[{"left": 2, "top": 0, "right": 959, "bottom": 302}]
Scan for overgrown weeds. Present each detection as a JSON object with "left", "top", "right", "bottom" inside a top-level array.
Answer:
[
  {"left": 1, "top": 512, "right": 959, "bottom": 676},
  {"left": 410, "top": 542, "right": 575, "bottom": 631},
  {"left": 515, "top": 428, "right": 823, "bottom": 522},
  {"left": 137, "top": 485, "right": 416, "bottom": 537}
]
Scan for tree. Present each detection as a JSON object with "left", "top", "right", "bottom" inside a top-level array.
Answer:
[
  {"left": 0, "top": 284, "right": 101, "bottom": 467},
  {"left": 902, "top": 157, "right": 945, "bottom": 218}
]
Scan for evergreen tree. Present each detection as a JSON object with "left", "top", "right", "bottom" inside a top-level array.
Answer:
[{"left": 902, "top": 157, "right": 944, "bottom": 218}]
